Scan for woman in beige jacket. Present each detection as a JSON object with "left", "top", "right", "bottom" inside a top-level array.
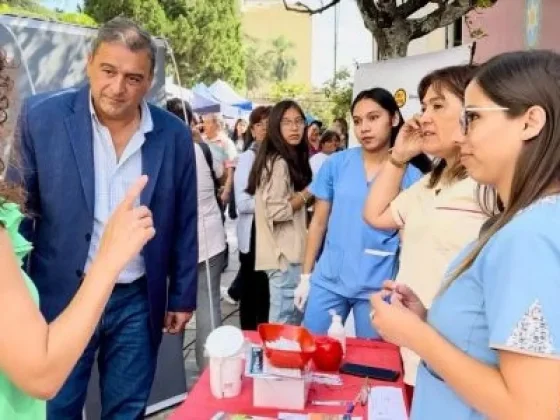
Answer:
[{"left": 246, "top": 100, "right": 313, "bottom": 325}]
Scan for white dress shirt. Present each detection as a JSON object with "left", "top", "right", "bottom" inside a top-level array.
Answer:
[{"left": 85, "top": 96, "right": 152, "bottom": 283}]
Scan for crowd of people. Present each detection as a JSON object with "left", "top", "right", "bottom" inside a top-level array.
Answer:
[{"left": 1, "top": 16, "right": 560, "bottom": 420}]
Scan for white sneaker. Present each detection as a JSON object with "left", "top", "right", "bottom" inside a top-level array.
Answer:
[{"left": 220, "top": 286, "right": 238, "bottom": 305}]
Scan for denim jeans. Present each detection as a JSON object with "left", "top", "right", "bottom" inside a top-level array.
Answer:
[
  {"left": 195, "top": 250, "right": 226, "bottom": 369},
  {"left": 47, "top": 278, "right": 158, "bottom": 420},
  {"left": 266, "top": 264, "right": 303, "bottom": 325}
]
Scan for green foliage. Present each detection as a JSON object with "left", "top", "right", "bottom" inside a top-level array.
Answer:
[
  {"left": 84, "top": 0, "right": 167, "bottom": 35},
  {"left": 474, "top": 0, "right": 498, "bottom": 7},
  {"left": 265, "top": 36, "right": 297, "bottom": 82},
  {"left": 83, "top": 0, "right": 246, "bottom": 89},
  {"left": 167, "top": 0, "right": 246, "bottom": 89},
  {"left": 57, "top": 12, "right": 97, "bottom": 26},
  {"left": 268, "top": 81, "right": 307, "bottom": 103},
  {"left": 322, "top": 68, "right": 352, "bottom": 121},
  {"left": 244, "top": 34, "right": 299, "bottom": 93},
  {"left": 1, "top": 0, "right": 41, "bottom": 9},
  {"left": 0, "top": 2, "right": 96, "bottom": 26},
  {"left": 265, "top": 74, "right": 351, "bottom": 126},
  {"left": 243, "top": 35, "right": 270, "bottom": 93}
]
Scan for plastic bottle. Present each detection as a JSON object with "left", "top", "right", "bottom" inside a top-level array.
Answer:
[{"left": 327, "top": 310, "right": 346, "bottom": 355}]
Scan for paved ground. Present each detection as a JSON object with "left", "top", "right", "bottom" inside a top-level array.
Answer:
[{"left": 146, "top": 217, "right": 241, "bottom": 420}]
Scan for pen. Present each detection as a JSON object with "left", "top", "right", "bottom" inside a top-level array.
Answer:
[
  {"left": 311, "top": 400, "right": 348, "bottom": 406},
  {"left": 384, "top": 282, "right": 402, "bottom": 304}
]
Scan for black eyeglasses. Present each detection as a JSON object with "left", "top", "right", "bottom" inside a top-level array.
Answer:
[{"left": 460, "top": 106, "right": 509, "bottom": 135}]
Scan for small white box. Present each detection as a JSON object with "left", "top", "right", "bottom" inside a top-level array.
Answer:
[
  {"left": 253, "top": 356, "right": 311, "bottom": 411},
  {"left": 253, "top": 371, "right": 311, "bottom": 410}
]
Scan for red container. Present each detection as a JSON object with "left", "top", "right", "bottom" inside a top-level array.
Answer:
[
  {"left": 312, "top": 336, "right": 343, "bottom": 372},
  {"left": 258, "top": 323, "right": 316, "bottom": 369}
]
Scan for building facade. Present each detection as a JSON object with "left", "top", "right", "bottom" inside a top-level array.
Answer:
[
  {"left": 464, "top": 0, "right": 560, "bottom": 63},
  {"left": 241, "top": 0, "right": 312, "bottom": 88}
]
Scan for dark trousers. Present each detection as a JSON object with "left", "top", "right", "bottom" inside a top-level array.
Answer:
[
  {"left": 239, "top": 221, "right": 270, "bottom": 330},
  {"left": 47, "top": 278, "right": 158, "bottom": 420},
  {"left": 227, "top": 263, "right": 242, "bottom": 301},
  {"left": 228, "top": 180, "right": 238, "bottom": 220}
]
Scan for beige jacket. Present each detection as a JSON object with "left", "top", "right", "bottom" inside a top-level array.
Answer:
[{"left": 254, "top": 157, "right": 307, "bottom": 271}]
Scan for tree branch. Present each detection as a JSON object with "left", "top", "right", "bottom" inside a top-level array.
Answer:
[
  {"left": 397, "top": 0, "right": 430, "bottom": 18},
  {"left": 282, "top": 0, "right": 341, "bottom": 14},
  {"left": 375, "top": 0, "right": 398, "bottom": 16},
  {"left": 409, "top": 0, "right": 474, "bottom": 40},
  {"left": 355, "top": 0, "right": 380, "bottom": 31}
]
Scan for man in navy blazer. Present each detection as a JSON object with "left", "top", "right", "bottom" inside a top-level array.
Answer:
[{"left": 9, "top": 18, "right": 198, "bottom": 419}]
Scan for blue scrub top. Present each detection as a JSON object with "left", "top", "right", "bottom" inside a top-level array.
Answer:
[
  {"left": 412, "top": 195, "right": 560, "bottom": 419},
  {"left": 309, "top": 147, "right": 422, "bottom": 300}
]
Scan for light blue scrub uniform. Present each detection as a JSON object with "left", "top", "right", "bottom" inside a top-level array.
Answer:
[
  {"left": 412, "top": 195, "right": 560, "bottom": 419},
  {"left": 303, "top": 147, "right": 422, "bottom": 338}
]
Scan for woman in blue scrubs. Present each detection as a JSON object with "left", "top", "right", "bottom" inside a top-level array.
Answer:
[
  {"left": 295, "top": 88, "right": 430, "bottom": 338},
  {"left": 371, "top": 50, "right": 560, "bottom": 419}
]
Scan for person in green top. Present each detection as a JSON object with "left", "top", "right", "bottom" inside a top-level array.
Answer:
[{"left": 0, "top": 49, "right": 156, "bottom": 419}]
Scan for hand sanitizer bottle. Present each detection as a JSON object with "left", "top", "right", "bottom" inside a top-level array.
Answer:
[{"left": 327, "top": 310, "right": 346, "bottom": 355}]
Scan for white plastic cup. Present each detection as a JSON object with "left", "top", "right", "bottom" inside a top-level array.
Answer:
[{"left": 205, "top": 325, "right": 246, "bottom": 399}]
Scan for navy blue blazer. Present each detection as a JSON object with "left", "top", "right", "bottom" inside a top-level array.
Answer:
[{"left": 9, "top": 85, "right": 198, "bottom": 342}]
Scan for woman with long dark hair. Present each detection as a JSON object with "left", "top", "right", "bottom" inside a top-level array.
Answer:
[
  {"left": 294, "top": 88, "right": 427, "bottom": 338},
  {"left": 234, "top": 106, "right": 272, "bottom": 330},
  {"left": 363, "top": 65, "right": 489, "bottom": 391},
  {"left": 247, "top": 100, "right": 312, "bottom": 325},
  {"left": 232, "top": 118, "right": 248, "bottom": 152},
  {"left": 371, "top": 50, "right": 560, "bottom": 419}
]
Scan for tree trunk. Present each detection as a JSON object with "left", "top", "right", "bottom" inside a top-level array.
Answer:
[{"left": 373, "top": 22, "right": 412, "bottom": 60}]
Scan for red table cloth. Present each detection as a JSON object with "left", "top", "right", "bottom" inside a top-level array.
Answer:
[{"left": 171, "top": 332, "right": 410, "bottom": 420}]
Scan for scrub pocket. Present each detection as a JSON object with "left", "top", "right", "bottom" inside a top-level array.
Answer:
[
  {"left": 314, "top": 240, "right": 344, "bottom": 283},
  {"left": 359, "top": 231, "right": 399, "bottom": 290}
]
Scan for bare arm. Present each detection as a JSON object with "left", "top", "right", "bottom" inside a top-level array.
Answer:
[
  {"left": 302, "top": 199, "right": 331, "bottom": 274},
  {"left": 363, "top": 158, "right": 406, "bottom": 230},
  {"left": 364, "top": 116, "right": 425, "bottom": 230},
  {"left": 223, "top": 167, "right": 234, "bottom": 193},
  {"left": 221, "top": 137, "right": 239, "bottom": 201},
  {"left": 0, "top": 177, "right": 154, "bottom": 400},
  {"left": 0, "top": 237, "right": 118, "bottom": 399}
]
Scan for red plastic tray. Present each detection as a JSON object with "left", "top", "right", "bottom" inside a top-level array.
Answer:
[{"left": 258, "top": 323, "right": 316, "bottom": 369}]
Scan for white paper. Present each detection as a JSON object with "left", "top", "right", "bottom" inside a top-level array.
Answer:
[{"left": 368, "top": 386, "right": 408, "bottom": 420}]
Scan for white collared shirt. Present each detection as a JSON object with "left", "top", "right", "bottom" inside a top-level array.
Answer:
[{"left": 85, "top": 95, "right": 153, "bottom": 283}]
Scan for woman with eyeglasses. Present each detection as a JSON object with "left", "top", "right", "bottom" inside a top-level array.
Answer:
[
  {"left": 246, "top": 100, "right": 312, "bottom": 325},
  {"left": 363, "top": 65, "right": 490, "bottom": 393},
  {"left": 294, "top": 88, "right": 427, "bottom": 338},
  {"left": 371, "top": 50, "right": 560, "bottom": 419}
]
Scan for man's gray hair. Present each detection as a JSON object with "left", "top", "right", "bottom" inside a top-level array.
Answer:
[{"left": 91, "top": 17, "right": 157, "bottom": 74}]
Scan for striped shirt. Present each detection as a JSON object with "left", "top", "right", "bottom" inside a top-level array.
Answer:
[{"left": 84, "top": 96, "right": 153, "bottom": 283}]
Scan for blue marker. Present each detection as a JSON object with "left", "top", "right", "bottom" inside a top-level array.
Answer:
[{"left": 383, "top": 292, "right": 393, "bottom": 304}]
